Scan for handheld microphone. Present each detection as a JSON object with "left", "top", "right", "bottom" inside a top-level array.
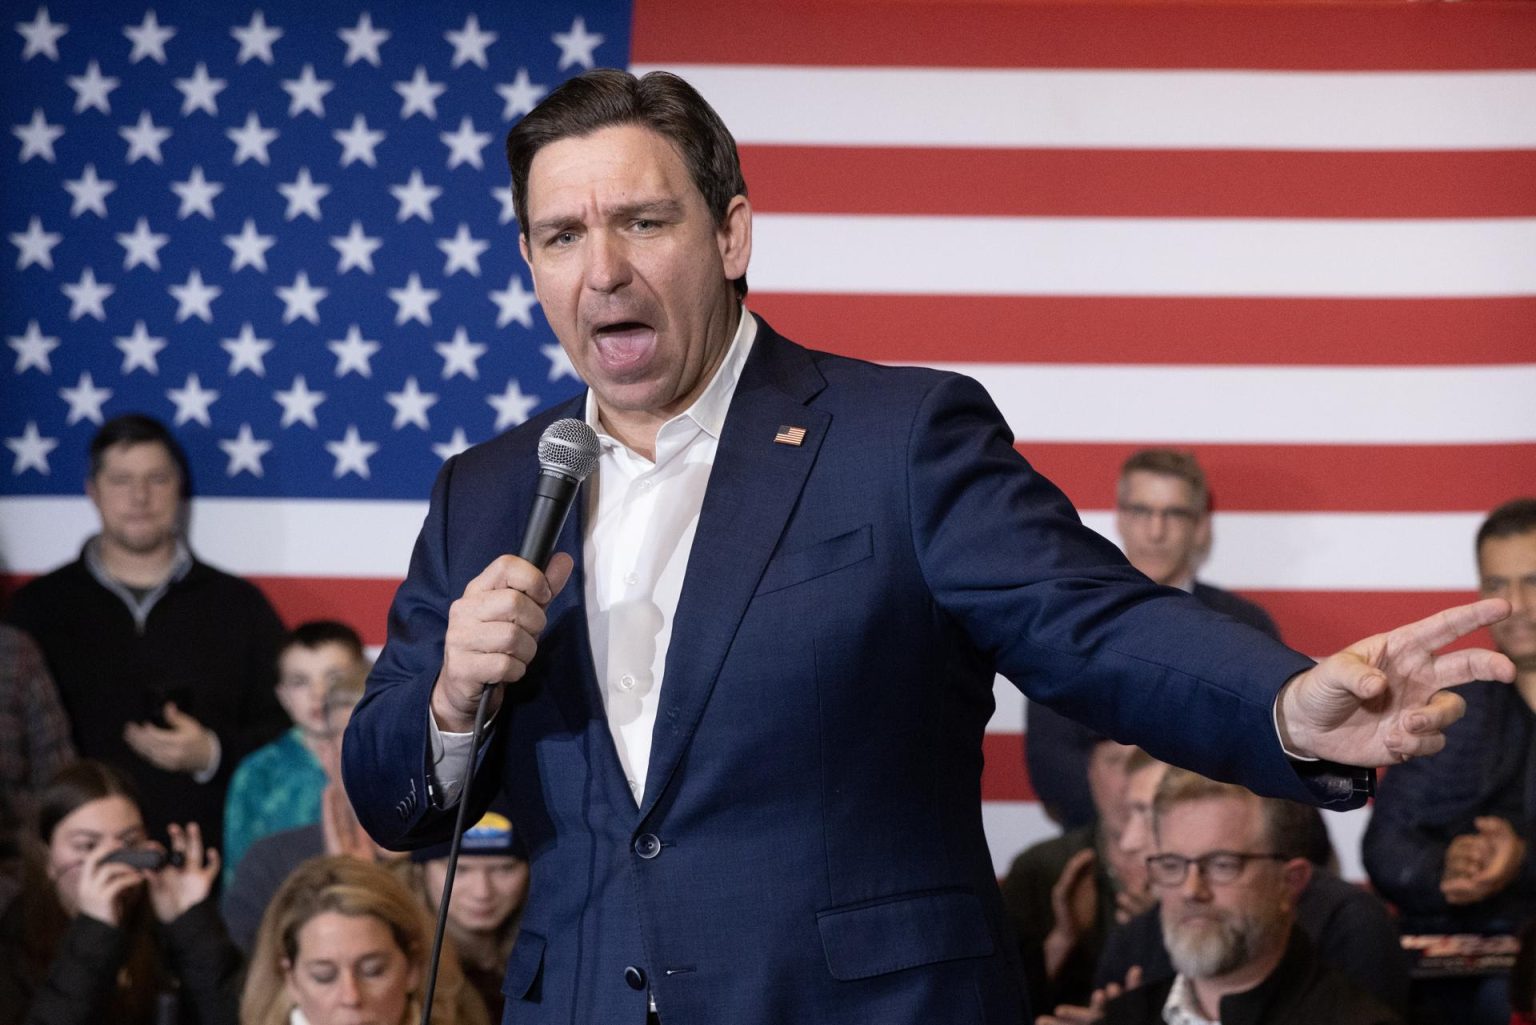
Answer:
[
  {"left": 420, "top": 416, "right": 599, "bottom": 1025},
  {"left": 520, "top": 418, "right": 601, "bottom": 568}
]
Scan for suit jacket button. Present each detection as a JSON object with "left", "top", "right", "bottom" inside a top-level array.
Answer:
[
  {"left": 633, "top": 833, "right": 661, "bottom": 859},
  {"left": 624, "top": 965, "right": 647, "bottom": 990}
]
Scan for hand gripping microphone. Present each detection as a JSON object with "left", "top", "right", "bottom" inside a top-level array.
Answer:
[{"left": 421, "top": 417, "right": 600, "bottom": 1025}]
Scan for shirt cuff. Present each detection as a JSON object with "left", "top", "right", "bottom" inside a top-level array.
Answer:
[
  {"left": 1272, "top": 682, "right": 1318, "bottom": 763},
  {"left": 427, "top": 711, "right": 477, "bottom": 808},
  {"left": 192, "top": 732, "right": 222, "bottom": 783}
]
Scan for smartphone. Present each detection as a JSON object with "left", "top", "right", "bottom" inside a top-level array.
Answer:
[{"left": 100, "top": 847, "right": 185, "bottom": 870}]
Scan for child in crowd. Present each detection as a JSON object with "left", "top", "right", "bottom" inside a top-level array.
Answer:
[
  {"left": 409, "top": 807, "right": 529, "bottom": 1024},
  {"left": 221, "top": 621, "right": 368, "bottom": 887}
]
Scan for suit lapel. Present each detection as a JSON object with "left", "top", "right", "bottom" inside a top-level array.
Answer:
[{"left": 637, "top": 324, "right": 828, "bottom": 819}]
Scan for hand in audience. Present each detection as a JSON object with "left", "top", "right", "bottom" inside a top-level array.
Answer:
[
  {"left": 1275, "top": 599, "right": 1513, "bottom": 766},
  {"left": 1043, "top": 847, "right": 1099, "bottom": 979},
  {"left": 1442, "top": 832, "right": 1490, "bottom": 882},
  {"left": 1035, "top": 965, "right": 1143, "bottom": 1025},
  {"left": 1441, "top": 816, "right": 1527, "bottom": 905},
  {"left": 320, "top": 780, "right": 377, "bottom": 861},
  {"left": 123, "top": 702, "right": 217, "bottom": 774},
  {"left": 145, "top": 822, "right": 219, "bottom": 923},
  {"left": 72, "top": 840, "right": 147, "bottom": 927}
]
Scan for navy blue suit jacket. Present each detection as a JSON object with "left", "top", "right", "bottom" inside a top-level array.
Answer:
[{"left": 343, "top": 319, "right": 1355, "bottom": 1025}]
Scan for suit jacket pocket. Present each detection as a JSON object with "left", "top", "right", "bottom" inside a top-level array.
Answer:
[
  {"left": 501, "top": 929, "right": 546, "bottom": 1000},
  {"left": 755, "top": 524, "right": 873, "bottom": 597},
  {"left": 817, "top": 889, "right": 994, "bottom": 981}
]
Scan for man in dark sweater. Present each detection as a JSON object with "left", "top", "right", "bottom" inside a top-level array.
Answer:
[
  {"left": 1075, "top": 769, "right": 1400, "bottom": 1025},
  {"left": 6, "top": 414, "right": 288, "bottom": 853},
  {"left": 1028, "top": 448, "right": 1280, "bottom": 829}
]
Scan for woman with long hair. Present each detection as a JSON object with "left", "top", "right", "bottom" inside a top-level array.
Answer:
[
  {"left": 240, "top": 855, "right": 486, "bottom": 1025},
  {"left": 0, "top": 759, "right": 241, "bottom": 1025}
]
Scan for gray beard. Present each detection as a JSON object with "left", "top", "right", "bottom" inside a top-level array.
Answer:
[{"left": 1162, "top": 906, "right": 1286, "bottom": 980}]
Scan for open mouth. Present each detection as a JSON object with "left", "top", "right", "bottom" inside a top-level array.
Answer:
[{"left": 591, "top": 320, "right": 656, "bottom": 371}]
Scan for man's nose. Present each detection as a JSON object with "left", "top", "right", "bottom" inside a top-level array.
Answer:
[
  {"left": 1179, "top": 863, "right": 1212, "bottom": 900},
  {"left": 584, "top": 231, "right": 631, "bottom": 293}
]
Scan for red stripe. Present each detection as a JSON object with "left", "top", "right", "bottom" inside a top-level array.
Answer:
[
  {"left": 747, "top": 294, "right": 1536, "bottom": 366},
  {"left": 249, "top": 576, "right": 399, "bottom": 647},
  {"left": 1020, "top": 443, "right": 1536, "bottom": 514},
  {"left": 633, "top": 0, "right": 1536, "bottom": 71},
  {"left": 1253, "top": 589, "right": 1490, "bottom": 658},
  {"left": 742, "top": 147, "right": 1536, "bottom": 220},
  {"left": 983, "top": 731, "right": 1036, "bottom": 803}
]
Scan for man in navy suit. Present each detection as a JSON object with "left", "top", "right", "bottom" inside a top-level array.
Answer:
[{"left": 342, "top": 69, "right": 1512, "bottom": 1025}]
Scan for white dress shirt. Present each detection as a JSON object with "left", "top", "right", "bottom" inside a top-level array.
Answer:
[{"left": 430, "top": 311, "right": 757, "bottom": 806}]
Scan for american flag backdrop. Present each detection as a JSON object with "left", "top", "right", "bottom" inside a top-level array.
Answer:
[{"left": 3, "top": 0, "right": 1535, "bottom": 875}]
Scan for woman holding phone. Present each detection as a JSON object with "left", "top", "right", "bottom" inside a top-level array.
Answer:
[{"left": 0, "top": 759, "right": 242, "bottom": 1025}]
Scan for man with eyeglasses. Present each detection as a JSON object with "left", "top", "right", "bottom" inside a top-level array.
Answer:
[
  {"left": 1085, "top": 768, "right": 1400, "bottom": 1025},
  {"left": 1029, "top": 449, "right": 1278, "bottom": 830}
]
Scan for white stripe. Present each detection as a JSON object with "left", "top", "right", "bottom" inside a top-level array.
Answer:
[
  {"left": 1078, "top": 510, "right": 1484, "bottom": 591},
  {"left": 0, "top": 496, "right": 425, "bottom": 579},
  {"left": 981, "top": 801, "right": 1061, "bottom": 877},
  {"left": 0, "top": 499, "right": 1483, "bottom": 590},
  {"left": 631, "top": 64, "right": 1536, "bottom": 151},
  {"left": 751, "top": 215, "right": 1536, "bottom": 298},
  {"left": 937, "top": 363, "right": 1536, "bottom": 444}
]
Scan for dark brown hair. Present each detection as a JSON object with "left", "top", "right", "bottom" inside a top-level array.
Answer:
[
  {"left": 1478, "top": 497, "right": 1536, "bottom": 552},
  {"left": 505, "top": 68, "right": 749, "bottom": 298},
  {"left": 38, "top": 759, "right": 140, "bottom": 844},
  {"left": 88, "top": 414, "right": 192, "bottom": 500}
]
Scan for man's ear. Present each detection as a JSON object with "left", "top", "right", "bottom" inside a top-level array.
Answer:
[
  {"left": 1281, "top": 856, "right": 1312, "bottom": 905},
  {"left": 717, "top": 194, "right": 752, "bottom": 283}
]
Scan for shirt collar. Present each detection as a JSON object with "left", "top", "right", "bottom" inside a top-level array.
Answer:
[
  {"left": 584, "top": 305, "right": 757, "bottom": 453},
  {"left": 1162, "top": 974, "right": 1220, "bottom": 1025}
]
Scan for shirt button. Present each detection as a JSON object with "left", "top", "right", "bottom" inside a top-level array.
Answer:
[
  {"left": 623, "top": 572, "right": 638, "bottom": 586},
  {"left": 618, "top": 673, "right": 636, "bottom": 691},
  {"left": 634, "top": 833, "right": 661, "bottom": 859},
  {"left": 637, "top": 478, "right": 654, "bottom": 491},
  {"left": 624, "top": 965, "right": 647, "bottom": 990}
]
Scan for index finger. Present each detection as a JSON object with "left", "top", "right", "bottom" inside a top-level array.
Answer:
[
  {"left": 464, "top": 554, "right": 553, "bottom": 604},
  {"left": 1392, "top": 598, "right": 1511, "bottom": 654}
]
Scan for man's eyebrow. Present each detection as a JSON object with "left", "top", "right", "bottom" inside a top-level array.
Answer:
[{"left": 610, "top": 198, "right": 684, "bottom": 220}]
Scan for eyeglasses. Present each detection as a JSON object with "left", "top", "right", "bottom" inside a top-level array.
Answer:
[
  {"left": 1145, "top": 851, "right": 1289, "bottom": 887},
  {"left": 1117, "top": 503, "right": 1200, "bottom": 526}
]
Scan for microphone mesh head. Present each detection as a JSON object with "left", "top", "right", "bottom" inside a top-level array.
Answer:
[{"left": 537, "top": 418, "right": 601, "bottom": 482}]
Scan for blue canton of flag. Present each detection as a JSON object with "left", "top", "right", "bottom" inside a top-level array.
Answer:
[{"left": 2, "top": 0, "right": 629, "bottom": 499}]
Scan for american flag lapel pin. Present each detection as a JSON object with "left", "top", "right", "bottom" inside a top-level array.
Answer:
[{"left": 773, "top": 424, "right": 807, "bottom": 447}]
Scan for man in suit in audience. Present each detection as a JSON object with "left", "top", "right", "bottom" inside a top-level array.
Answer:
[{"left": 1029, "top": 449, "right": 1280, "bottom": 829}]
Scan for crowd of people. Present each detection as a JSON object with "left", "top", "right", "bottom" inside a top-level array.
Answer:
[
  {"left": 0, "top": 410, "right": 1529, "bottom": 1025},
  {"left": 0, "top": 415, "right": 528, "bottom": 1025},
  {"left": 0, "top": 64, "right": 1528, "bottom": 1025},
  {"left": 1005, "top": 455, "right": 1536, "bottom": 1025}
]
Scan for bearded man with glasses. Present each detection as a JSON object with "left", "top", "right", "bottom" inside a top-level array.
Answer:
[{"left": 1091, "top": 769, "right": 1401, "bottom": 1025}]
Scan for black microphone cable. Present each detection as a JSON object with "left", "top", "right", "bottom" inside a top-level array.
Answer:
[{"left": 419, "top": 417, "right": 599, "bottom": 1025}]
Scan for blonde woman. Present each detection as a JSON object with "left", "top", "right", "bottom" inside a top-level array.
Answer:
[{"left": 240, "top": 856, "right": 485, "bottom": 1025}]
